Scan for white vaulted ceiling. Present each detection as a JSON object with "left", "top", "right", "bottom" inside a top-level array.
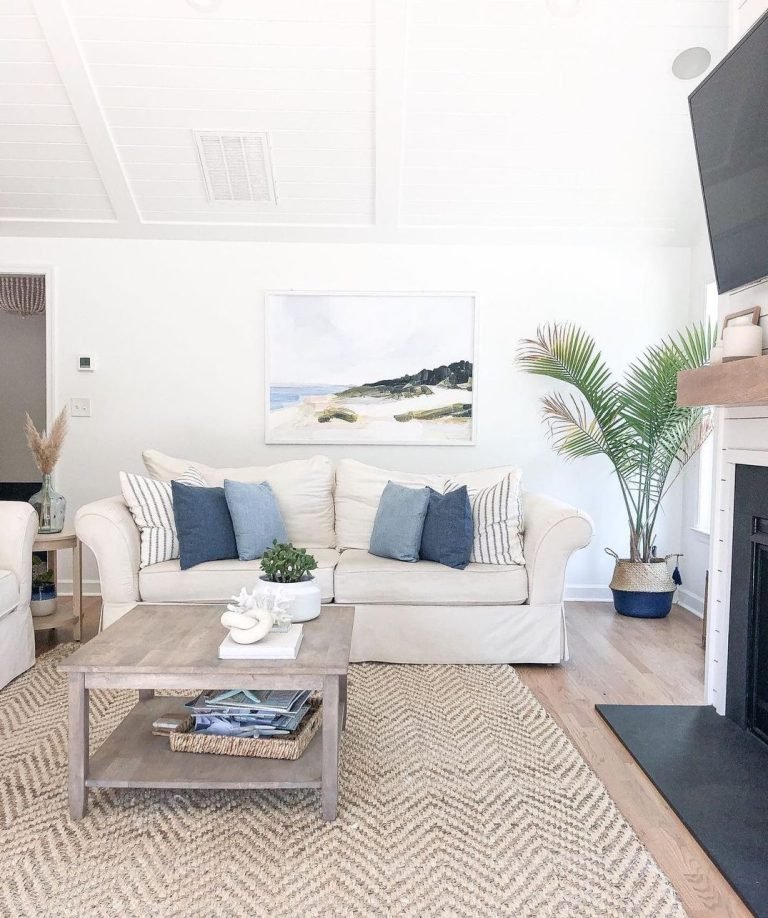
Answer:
[{"left": 0, "top": 0, "right": 728, "bottom": 243}]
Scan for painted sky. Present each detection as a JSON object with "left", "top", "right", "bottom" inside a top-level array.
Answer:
[{"left": 267, "top": 294, "right": 474, "bottom": 386}]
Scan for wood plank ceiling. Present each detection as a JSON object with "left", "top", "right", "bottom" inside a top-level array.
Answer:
[{"left": 0, "top": 0, "right": 728, "bottom": 243}]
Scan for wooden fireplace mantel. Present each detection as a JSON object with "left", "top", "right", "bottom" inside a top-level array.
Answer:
[{"left": 677, "top": 355, "right": 768, "bottom": 407}]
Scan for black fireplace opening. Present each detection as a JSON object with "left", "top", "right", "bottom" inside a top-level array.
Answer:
[
  {"left": 747, "top": 521, "right": 768, "bottom": 744},
  {"left": 727, "top": 464, "right": 768, "bottom": 742}
]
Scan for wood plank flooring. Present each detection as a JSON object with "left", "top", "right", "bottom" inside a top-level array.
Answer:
[{"left": 37, "top": 597, "right": 747, "bottom": 917}]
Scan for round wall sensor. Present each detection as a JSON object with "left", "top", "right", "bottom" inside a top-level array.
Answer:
[
  {"left": 672, "top": 47, "right": 712, "bottom": 80},
  {"left": 546, "top": 0, "right": 581, "bottom": 16}
]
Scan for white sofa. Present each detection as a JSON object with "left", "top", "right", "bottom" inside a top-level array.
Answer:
[
  {"left": 75, "top": 455, "right": 593, "bottom": 664},
  {"left": 0, "top": 501, "right": 37, "bottom": 688}
]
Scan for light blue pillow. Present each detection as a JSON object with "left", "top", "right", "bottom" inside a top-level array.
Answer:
[
  {"left": 369, "top": 481, "right": 430, "bottom": 563},
  {"left": 223, "top": 480, "right": 288, "bottom": 561}
]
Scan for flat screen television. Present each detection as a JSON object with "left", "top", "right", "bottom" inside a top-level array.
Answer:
[{"left": 689, "top": 10, "right": 768, "bottom": 293}]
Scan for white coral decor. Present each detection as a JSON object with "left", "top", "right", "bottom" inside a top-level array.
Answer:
[{"left": 219, "top": 586, "right": 289, "bottom": 645}]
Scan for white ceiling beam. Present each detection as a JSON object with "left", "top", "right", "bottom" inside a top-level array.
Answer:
[
  {"left": 374, "top": 0, "right": 408, "bottom": 232},
  {"left": 30, "top": 0, "right": 141, "bottom": 226}
]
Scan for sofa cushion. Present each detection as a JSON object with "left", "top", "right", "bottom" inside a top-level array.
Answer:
[
  {"left": 172, "top": 482, "right": 238, "bottom": 570},
  {"left": 139, "top": 549, "right": 338, "bottom": 604},
  {"left": 120, "top": 467, "right": 206, "bottom": 568},
  {"left": 447, "top": 466, "right": 524, "bottom": 566},
  {"left": 335, "top": 459, "right": 447, "bottom": 551},
  {"left": 0, "top": 569, "right": 20, "bottom": 621},
  {"left": 143, "top": 450, "right": 335, "bottom": 549},
  {"left": 369, "top": 481, "right": 430, "bottom": 563},
  {"left": 224, "top": 480, "right": 287, "bottom": 561},
  {"left": 420, "top": 486, "right": 473, "bottom": 569},
  {"left": 334, "top": 549, "right": 527, "bottom": 606}
]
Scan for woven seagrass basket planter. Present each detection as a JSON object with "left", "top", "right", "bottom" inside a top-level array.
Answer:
[{"left": 607, "top": 551, "right": 676, "bottom": 619}]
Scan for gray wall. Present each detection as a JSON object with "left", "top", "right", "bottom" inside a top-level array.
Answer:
[{"left": 0, "top": 311, "right": 46, "bottom": 482}]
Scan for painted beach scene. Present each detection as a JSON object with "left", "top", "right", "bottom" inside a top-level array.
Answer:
[{"left": 265, "top": 293, "right": 475, "bottom": 445}]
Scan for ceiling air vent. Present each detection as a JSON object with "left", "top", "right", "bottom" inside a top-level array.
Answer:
[{"left": 194, "top": 131, "right": 276, "bottom": 204}]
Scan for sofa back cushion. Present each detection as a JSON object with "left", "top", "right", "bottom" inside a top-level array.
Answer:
[
  {"left": 446, "top": 466, "right": 524, "bottom": 565},
  {"left": 335, "top": 459, "right": 447, "bottom": 550},
  {"left": 143, "top": 450, "right": 335, "bottom": 548}
]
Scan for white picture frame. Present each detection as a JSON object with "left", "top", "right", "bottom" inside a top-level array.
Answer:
[{"left": 264, "top": 291, "right": 477, "bottom": 446}]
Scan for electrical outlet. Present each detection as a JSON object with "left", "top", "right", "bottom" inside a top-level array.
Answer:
[{"left": 70, "top": 398, "right": 91, "bottom": 418}]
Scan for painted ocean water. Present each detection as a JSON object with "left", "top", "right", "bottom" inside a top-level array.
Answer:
[{"left": 270, "top": 384, "right": 348, "bottom": 411}]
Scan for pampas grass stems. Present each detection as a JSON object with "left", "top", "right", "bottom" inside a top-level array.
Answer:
[{"left": 24, "top": 407, "right": 68, "bottom": 476}]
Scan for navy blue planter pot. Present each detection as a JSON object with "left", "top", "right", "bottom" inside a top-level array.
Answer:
[{"left": 611, "top": 589, "right": 674, "bottom": 618}]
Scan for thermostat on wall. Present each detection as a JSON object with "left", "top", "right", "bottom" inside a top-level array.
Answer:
[{"left": 78, "top": 356, "right": 93, "bottom": 372}]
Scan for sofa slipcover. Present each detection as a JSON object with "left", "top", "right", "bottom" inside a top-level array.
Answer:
[
  {"left": 334, "top": 549, "right": 528, "bottom": 606},
  {"left": 0, "top": 569, "right": 20, "bottom": 621},
  {"left": 139, "top": 548, "right": 339, "bottom": 604},
  {"left": 143, "top": 449, "right": 336, "bottom": 549}
]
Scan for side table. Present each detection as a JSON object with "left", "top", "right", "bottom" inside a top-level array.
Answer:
[{"left": 32, "top": 529, "right": 82, "bottom": 642}]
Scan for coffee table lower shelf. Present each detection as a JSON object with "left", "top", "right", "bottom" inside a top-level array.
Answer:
[{"left": 86, "top": 698, "right": 323, "bottom": 791}]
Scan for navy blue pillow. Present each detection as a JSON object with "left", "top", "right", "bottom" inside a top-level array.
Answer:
[
  {"left": 171, "top": 481, "right": 238, "bottom": 570},
  {"left": 419, "top": 486, "right": 473, "bottom": 569}
]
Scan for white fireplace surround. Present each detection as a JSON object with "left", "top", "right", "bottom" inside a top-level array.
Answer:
[{"left": 706, "top": 447, "right": 768, "bottom": 714}]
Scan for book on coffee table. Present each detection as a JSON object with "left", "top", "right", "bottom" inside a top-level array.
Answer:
[{"left": 218, "top": 624, "right": 303, "bottom": 660}]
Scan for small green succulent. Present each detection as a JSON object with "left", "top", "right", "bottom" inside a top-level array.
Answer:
[{"left": 260, "top": 541, "right": 318, "bottom": 584}]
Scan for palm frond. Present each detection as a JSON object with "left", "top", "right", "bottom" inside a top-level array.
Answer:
[{"left": 517, "top": 320, "right": 713, "bottom": 562}]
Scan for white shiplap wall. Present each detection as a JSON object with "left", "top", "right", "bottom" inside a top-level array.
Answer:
[
  {"left": 401, "top": 0, "right": 728, "bottom": 238},
  {"left": 705, "top": 0, "right": 768, "bottom": 713},
  {"left": 0, "top": 0, "right": 114, "bottom": 220},
  {"left": 68, "top": 0, "right": 375, "bottom": 226}
]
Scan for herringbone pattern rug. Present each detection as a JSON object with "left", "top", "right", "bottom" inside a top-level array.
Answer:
[{"left": 1, "top": 645, "right": 685, "bottom": 918}]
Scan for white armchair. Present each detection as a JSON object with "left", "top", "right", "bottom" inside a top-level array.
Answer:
[{"left": 0, "top": 502, "right": 38, "bottom": 688}]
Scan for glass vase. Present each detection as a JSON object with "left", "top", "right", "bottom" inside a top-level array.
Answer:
[{"left": 29, "top": 473, "right": 66, "bottom": 533}]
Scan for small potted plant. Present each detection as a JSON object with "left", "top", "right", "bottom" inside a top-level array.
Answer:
[
  {"left": 31, "top": 553, "right": 57, "bottom": 617},
  {"left": 258, "top": 541, "right": 320, "bottom": 622}
]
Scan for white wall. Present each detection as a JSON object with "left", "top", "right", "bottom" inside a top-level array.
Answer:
[
  {"left": 0, "top": 236, "right": 692, "bottom": 593},
  {"left": 678, "top": 233, "right": 717, "bottom": 616},
  {"left": 0, "top": 310, "right": 46, "bottom": 482}
]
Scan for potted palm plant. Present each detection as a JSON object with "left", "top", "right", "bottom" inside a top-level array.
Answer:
[{"left": 517, "top": 322, "right": 715, "bottom": 618}]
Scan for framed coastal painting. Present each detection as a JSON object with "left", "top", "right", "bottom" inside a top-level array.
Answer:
[{"left": 265, "top": 292, "right": 476, "bottom": 445}]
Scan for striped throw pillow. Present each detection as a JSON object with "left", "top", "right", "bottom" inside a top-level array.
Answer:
[
  {"left": 120, "top": 467, "right": 206, "bottom": 568},
  {"left": 467, "top": 473, "right": 525, "bottom": 566}
]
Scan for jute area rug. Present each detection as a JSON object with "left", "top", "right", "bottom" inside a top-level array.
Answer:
[{"left": 1, "top": 645, "right": 685, "bottom": 918}]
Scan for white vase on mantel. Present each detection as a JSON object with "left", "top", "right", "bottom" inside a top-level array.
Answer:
[{"left": 256, "top": 576, "right": 321, "bottom": 623}]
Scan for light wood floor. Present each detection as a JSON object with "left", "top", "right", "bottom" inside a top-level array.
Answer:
[{"left": 37, "top": 598, "right": 747, "bottom": 917}]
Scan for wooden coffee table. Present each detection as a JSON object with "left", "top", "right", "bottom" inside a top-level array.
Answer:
[{"left": 58, "top": 604, "right": 354, "bottom": 822}]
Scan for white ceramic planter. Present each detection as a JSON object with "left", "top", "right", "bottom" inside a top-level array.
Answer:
[
  {"left": 257, "top": 576, "right": 321, "bottom": 623},
  {"left": 31, "top": 597, "right": 57, "bottom": 617}
]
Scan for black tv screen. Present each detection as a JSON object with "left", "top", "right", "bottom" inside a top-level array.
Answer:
[{"left": 690, "top": 11, "right": 768, "bottom": 293}]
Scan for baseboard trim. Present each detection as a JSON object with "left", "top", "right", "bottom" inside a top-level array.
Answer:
[
  {"left": 56, "top": 578, "right": 101, "bottom": 597},
  {"left": 676, "top": 588, "right": 704, "bottom": 618},
  {"left": 564, "top": 585, "right": 612, "bottom": 602}
]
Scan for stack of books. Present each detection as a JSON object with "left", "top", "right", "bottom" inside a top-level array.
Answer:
[{"left": 184, "top": 688, "right": 312, "bottom": 738}]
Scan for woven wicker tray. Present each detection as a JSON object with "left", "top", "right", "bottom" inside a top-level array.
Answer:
[{"left": 169, "top": 698, "right": 322, "bottom": 760}]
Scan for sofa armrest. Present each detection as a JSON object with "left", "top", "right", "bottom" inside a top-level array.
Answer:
[
  {"left": 0, "top": 502, "right": 38, "bottom": 604},
  {"left": 522, "top": 491, "right": 593, "bottom": 605},
  {"left": 75, "top": 497, "right": 140, "bottom": 606}
]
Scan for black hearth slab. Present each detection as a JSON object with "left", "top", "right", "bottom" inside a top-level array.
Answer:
[{"left": 596, "top": 704, "right": 768, "bottom": 917}]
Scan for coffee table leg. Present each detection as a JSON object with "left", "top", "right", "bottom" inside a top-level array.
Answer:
[
  {"left": 322, "top": 675, "right": 340, "bottom": 822},
  {"left": 138, "top": 689, "right": 154, "bottom": 701},
  {"left": 68, "top": 672, "right": 89, "bottom": 821},
  {"left": 340, "top": 674, "right": 348, "bottom": 729}
]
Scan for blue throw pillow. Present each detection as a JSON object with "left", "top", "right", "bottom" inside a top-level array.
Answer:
[
  {"left": 223, "top": 479, "right": 288, "bottom": 561},
  {"left": 369, "top": 481, "right": 430, "bottom": 563},
  {"left": 171, "top": 481, "right": 238, "bottom": 570},
  {"left": 420, "top": 486, "right": 473, "bottom": 569}
]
